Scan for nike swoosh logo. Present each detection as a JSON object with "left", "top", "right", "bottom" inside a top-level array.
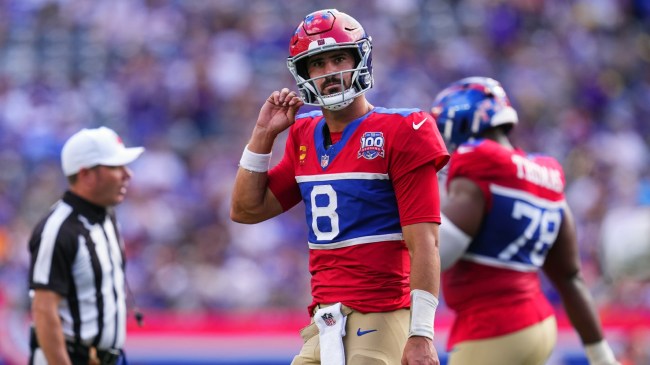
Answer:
[
  {"left": 413, "top": 118, "right": 427, "bottom": 130},
  {"left": 357, "top": 328, "right": 378, "bottom": 336}
]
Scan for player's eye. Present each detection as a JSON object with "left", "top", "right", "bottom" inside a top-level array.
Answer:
[{"left": 309, "top": 59, "right": 324, "bottom": 68}]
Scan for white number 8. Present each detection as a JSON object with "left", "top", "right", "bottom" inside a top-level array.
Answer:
[{"left": 311, "top": 185, "right": 340, "bottom": 241}]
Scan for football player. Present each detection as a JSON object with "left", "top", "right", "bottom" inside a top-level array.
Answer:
[
  {"left": 231, "top": 8, "right": 449, "bottom": 365},
  {"left": 433, "top": 77, "right": 620, "bottom": 365}
]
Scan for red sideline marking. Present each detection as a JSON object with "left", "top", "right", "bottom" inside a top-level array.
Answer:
[{"left": 128, "top": 307, "right": 650, "bottom": 335}]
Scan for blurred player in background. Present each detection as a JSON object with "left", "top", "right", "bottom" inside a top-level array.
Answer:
[
  {"left": 230, "top": 8, "right": 449, "bottom": 365},
  {"left": 432, "top": 77, "right": 619, "bottom": 365}
]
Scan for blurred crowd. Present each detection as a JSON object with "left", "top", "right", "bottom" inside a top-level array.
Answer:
[{"left": 0, "top": 0, "right": 648, "bottom": 338}]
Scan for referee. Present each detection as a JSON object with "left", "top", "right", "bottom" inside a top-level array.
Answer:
[{"left": 28, "top": 127, "right": 144, "bottom": 365}]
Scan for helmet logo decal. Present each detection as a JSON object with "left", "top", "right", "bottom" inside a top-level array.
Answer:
[
  {"left": 358, "top": 132, "right": 385, "bottom": 160},
  {"left": 308, "top": 37, "right": 337, "bottom": 51},
  {"left": 304, "top": 11, "right": 335, "bottom": 35}
]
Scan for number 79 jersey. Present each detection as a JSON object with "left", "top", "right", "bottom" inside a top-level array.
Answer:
[
  {"left": 268, "top": 107, "right": 449, "bottom": 314},
  {"left": 449, "top": 139, "right": 566, "bottom": 271},
  {"left": 442, "top": 139, "right": 566, "bottom": 347}
]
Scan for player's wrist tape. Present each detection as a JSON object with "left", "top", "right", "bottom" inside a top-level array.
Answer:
[
  {"left": 584, "top": 340, "right": 617, "bottom": 365},
  {"left": 239, "top": 144, "right": 272, "bottom": 173},
  {"left": 408, "top": 289, "right": 438, "bottom": 340}
]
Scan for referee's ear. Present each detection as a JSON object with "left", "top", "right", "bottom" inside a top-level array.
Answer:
[
  {"left": 70, "top": 166, "right": 100, "bottom": 184},
  {"left": 67, "top": 173, "right": 79, "bottom": 185}
]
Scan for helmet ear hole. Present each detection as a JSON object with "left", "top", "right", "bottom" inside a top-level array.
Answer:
[
  {"left": 458, "top": 117, "right": 470, "bottom": 135},
  {"left": 295, "top": 59, "right": 309, "bottom": 80}
]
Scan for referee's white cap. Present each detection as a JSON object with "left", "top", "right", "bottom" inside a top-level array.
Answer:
[{"left": 61, "top": 126, "right": 145, "bottom": 176}]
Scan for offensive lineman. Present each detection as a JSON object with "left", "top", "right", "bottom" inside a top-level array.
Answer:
[{"left": 433, "top": 77, "right": 620, "bottom": 365}]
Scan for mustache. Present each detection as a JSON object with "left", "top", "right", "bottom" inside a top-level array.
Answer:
[{"left": 322, "top": 76, "right": 343, "bottom": 88}]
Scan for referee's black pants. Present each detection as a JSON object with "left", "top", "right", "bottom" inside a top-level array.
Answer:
[{"left": 29, "top": 328, "right": 122, "bottom": 365}]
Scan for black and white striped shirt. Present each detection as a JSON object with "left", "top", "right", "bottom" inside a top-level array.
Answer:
[{"left": 28, "top": 191, "right": 127, "bottom": 350}]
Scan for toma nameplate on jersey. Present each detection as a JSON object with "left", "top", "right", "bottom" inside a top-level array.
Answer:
[
  {"left": 358, "top": 132, "right": 385, "bottom": 160},
  {"left": 511, "top": 154, "right": 564, "bottom": 192}
]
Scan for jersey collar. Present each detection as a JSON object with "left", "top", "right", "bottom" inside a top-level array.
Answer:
[
  {"left": 63, "top": 191, "right": 108, "bottom": 224},
  {"left": 314, "top": 108, "right": 375, "bottom": 170}
]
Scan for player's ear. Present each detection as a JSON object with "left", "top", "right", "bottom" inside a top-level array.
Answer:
[{"left": 75, "top": 166, "right": 100, "bottom": 183}]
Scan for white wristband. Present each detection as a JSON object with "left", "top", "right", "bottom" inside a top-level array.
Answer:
[
  {"left": 239, "top": 144, "right": 272, "bottom": 173},
  {"left": 409, "top": 289, "right": 438, "bottom": 340},
  {"left": 584, "top": 340, "right": 618, "bottom": 365}
]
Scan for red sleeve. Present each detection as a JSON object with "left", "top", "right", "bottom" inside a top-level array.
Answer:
[
  {"left": 268, "top": 129, "right": 302, "bottom": 212},
  {"left": 389, "top": 111, "right": 449, "bottom": 182},
  {"left": 446, "top": 148, "right": 492, "bottom": 206},
  {"left": 393, "top": 162, "right": 442, "bottom": 226}
]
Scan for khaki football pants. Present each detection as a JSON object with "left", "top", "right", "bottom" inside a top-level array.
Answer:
[
  {"left": 292, "top": 304, "right": 410, "bottom": 365},
  {"left": 447, "top": 315, "right": 557, "bottom": 365}
]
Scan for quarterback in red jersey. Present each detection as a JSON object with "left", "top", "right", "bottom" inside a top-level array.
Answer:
[
  {"left": 432, "top": 77, "right": 620, "bottom": 365},
  {"left": 230, "top": 9, "right": 448, "bottom": 365}
]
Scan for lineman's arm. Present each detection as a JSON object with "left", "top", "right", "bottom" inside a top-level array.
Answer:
[
  {"left": 401, "top": 222, "right": 441, "bottom": 365},
  {"left": 542, "top": 205, "right": 619, "bottom": 365},
  {"left": 439, "top": 177, "right": 484, "bottom": 270},
  {"left": 230, "top": 88, "right": 303, "bottom": 223},
  {"left": 32, "top": 289, "right": 72, "bottom": 365}
]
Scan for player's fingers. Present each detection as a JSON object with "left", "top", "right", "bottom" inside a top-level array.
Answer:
[
  {"left": 281, "top": 90, "right": 299, "bottom": 106},
  {"left": 267, "top": 90, "right": 283, "bottom": 105},
  {"left": 281, "top": 88, "right": 297, "bottom": 105},
  {"left": 285, "top": 92, "right": 297, "bottom": 105},
  {"left": 288, "top": 95, "right": 303, "bottom": 107},
  {"left": 287, "top": 99, "right": 303, "bottom": 120}
]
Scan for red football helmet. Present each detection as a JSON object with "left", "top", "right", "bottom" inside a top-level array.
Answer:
[{"left": 287, "top": 9, "right": 373, "bottom": 110}]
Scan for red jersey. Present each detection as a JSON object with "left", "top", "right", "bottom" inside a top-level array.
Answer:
[
  {"left": 269, "top": 107, "right": 449, "bottom": 315},
  {"left": 443, "top": 139, "right": 567, "bottom": 349}
]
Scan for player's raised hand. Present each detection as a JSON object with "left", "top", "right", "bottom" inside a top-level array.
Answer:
[{"left": 256, "top": 88, "right": 304, "bottom": 136}]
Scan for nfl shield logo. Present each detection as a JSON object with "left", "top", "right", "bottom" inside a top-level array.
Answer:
[
  {"left": 321, "top": 312, "right": 336, "bottom": 326},
  {"left": 321, "top": 154, "right": 330, "bottom": 168}
]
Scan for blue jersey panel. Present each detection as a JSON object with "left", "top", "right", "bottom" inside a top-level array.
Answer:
[
  {"left": 373, "top": 107, "right": 421, "bottom": 117},
  {"left": 467, "top": 184, "right": 565, "bottom": 271},
  {"left": 297, "top": 174, "right": 402, "bottom": 247}
]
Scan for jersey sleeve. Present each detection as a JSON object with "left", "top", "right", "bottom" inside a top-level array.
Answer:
[
  {"left": 388, "top": 111, "right": 449, "bottom": 182},
  {"left": 393, "top": 162, "right": 442, "bottom": 225},
  {"left": 268, "top": 127, "right": 302, "bottom": 211},
  {"left": 447, "top": 145, "right": 496, "bottom": 209},
  {"left": 28, "top": 221, "right": 77, "bottom": 296}
]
